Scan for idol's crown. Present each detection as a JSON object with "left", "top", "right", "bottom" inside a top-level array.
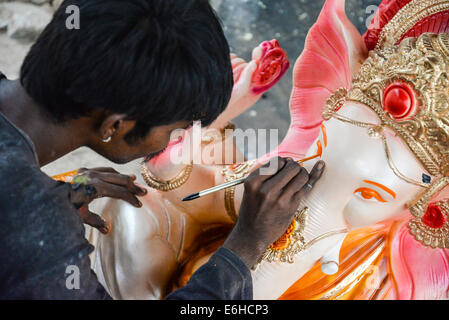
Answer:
[{"left": 325, "top": 32, "right": 449, "bottom": 178}]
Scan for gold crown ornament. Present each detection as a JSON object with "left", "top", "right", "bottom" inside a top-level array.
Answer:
[{"left": 323, "top": 32, "right": 449, "bottom": 248}]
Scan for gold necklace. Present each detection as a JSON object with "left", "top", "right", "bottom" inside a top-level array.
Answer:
[{"left": 141, "top": 161, "right": 193, "bottom": 192}]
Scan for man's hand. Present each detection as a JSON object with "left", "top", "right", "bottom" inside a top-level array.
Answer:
[
  {"left": 69, "top": 167, "right": 147, "bottom": 234},
  {"left": 223, "top": 157, "right": 325, "bottom": 268}
]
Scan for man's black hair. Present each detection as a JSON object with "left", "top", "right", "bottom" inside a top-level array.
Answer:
[{"left": 20, "top": 0, "right": 233, "bottom": 143}]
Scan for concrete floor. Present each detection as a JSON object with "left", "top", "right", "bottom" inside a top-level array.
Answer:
[{"left": 0, "top": 0, "right": 381, "bottom": 183}]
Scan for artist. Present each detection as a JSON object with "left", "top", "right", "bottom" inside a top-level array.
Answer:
[{"left": 0, "top": 0, "right": 324, "bottom": 299}]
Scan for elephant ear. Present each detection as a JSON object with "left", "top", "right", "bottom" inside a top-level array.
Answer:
[
  {"left": 389, "top": 218, "right": 449, "bottom": 300},
  {"left": 266, "top": 0, "right": 368, "bottom": 160}
]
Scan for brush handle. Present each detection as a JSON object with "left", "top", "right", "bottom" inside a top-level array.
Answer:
[
  {"left": 198, "top": 177, "right": 247, "bottom": 197},
  {"left": 185, "top": 158, "right": 310, "bottom": 201}
]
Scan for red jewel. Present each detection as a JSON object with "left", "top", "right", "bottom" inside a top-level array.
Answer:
[
  {"left": 422, "top": 203, "right": 446, "bottom": 229},
  {"left": 383, "top": 82, "right": 417, "bottom": 121}
]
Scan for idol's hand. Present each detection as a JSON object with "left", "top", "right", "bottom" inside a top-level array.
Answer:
[
  {"left": 69, "top": 167, "right": 148, "bottom": 234},
  {"left": 210, "top": 40, "right": 289, "bottom": 130},
  {"left": 223, "top": 157, "right": 325, "bottom": 268}
]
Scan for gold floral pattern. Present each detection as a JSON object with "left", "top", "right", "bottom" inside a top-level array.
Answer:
[
  {"left": 261, "top": 207, "right": 308, "bottom": 264},
  {"left": 409, "top": 200, "right": 449, "bottom": 248}
]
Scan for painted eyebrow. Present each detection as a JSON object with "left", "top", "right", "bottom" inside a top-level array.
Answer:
[{"left": 363, "top": 180, "right": 396, "bottom": 199}]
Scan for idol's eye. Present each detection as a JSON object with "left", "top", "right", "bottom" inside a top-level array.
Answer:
[{"left": 354, "top": 188, "right": 387, "bottom": 203}]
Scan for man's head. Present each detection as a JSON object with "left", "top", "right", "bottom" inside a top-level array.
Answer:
[{"left": 20, "top": 0, "right": 233, "bottom": 163}]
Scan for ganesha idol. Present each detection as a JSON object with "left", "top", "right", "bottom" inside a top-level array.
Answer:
[{"left": 57, "top": 0, "right": 449, "bottom": 300}]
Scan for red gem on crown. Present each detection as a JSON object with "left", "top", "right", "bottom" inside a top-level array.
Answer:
[{"left": 383, "top": 82, "right": 418, "bottom": 121}]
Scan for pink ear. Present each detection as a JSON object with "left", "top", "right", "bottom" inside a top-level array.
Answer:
[
  {"left": 389, "top": 219, "right": 449, "bottom": 300},
  {"left": 263, "top": 0, "right": 368, "bottom": 161}
]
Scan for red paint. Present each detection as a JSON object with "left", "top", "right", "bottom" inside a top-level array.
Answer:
[
  {"left": 422, "top": 203, "right": 446, "bottom": 229},
  {"left": 167, "top": 135, "right": 183, "bottom": 148},
  {"left": 383, "top": 82, "right": 417, "bottom": 121},
  {"left": 363, "top": 0, "right": 449, "bottom": 51},
  {"left": 362, "top": 0, "right": 413, "bottom": 50},
  {"left": 251, "top": 40, "right": 290, "bottom": 95},
  {"left": 399, "top": 11, "right": 449, "bottom": 44}
]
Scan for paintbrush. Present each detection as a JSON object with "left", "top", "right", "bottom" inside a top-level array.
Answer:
[
  {"left": 182, "top": 177, "right": 246, "bottom": 201},
  {"left": 182, "top": 156, "right": 319, "bottom": 202}
]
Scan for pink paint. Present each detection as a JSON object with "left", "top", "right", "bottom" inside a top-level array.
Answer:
[
  {"left": 149, "top": 131, "right": 185, "bottom": 165},
  {"left": 260, "top": 0, "right": 368, "bottom": 163},
  {"left": 390, "top": 219, "right": 449, "bottom": 299}
]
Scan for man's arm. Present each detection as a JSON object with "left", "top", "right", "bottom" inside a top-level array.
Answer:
[
  {"left": 166, "top": 247, "right": 252, "bottom": 300},
  {"left": 4, "top": 246, "right": 112, "bottom": 300},
  {"left": 167, "top": 157, "right": 325, "bottom": 300},
  {"left": 0, "top": 165, "right": 112, "bottom": 300},
  {"left": 3, "top": 158, "right": 322, "bottom": 300}
]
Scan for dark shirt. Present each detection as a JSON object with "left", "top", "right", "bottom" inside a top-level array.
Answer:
[{"left": 0, "top": 72, "right": 252, "bottom": 300}]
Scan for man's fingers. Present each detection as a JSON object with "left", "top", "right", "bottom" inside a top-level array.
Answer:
[
  {"left": 71, "top": 168, "right": 148, "bottom": 211},
  {"left": 85, "top": 212, "right": 109, "bottom": 234},
  {"left": 87, "top": 167, "right": 119, "bottom": 173},
  {"left": 281, "top": 167, "right": 310, "bottom": 198},
  {"left": 77, "top": 206, "right": 109, "bottom": 234},
  {"left": 260, "top": 156, "right": 289, "bottom": 174},
  {"left": 244, "top": 157, "right": 288, "bottom": 190},
  {"left": 262, "top": 159, "right": 302, "bottom": 192},
  {"left": 307, "top": 160, "right": 326, "bottom": 188},
  {"left": 95, "top": 181, "right": 142, "bottom": 208},
  {"left": 93, "top": 172, "right": 147, "bottom": 196},
  {"left": 293, "top": 160, "right": 326, "bottom": 201}
]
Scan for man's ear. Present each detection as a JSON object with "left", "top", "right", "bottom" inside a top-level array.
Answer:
[{"left": 99, "top": 114, "right": 130, "bottom": 141}]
